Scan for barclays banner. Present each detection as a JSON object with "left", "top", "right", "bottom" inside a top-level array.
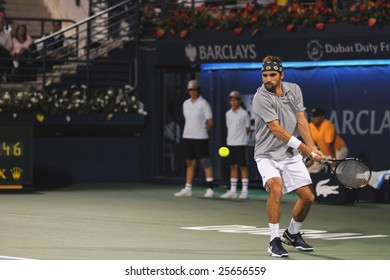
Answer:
[{"left": 156, "top": 24, "right": 390, "bottom": 64}]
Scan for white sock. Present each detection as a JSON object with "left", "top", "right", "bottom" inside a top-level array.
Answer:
[
  {"left": 230, "top": 178, "right": 238, "bottom": 192},
  {"left": 185, "top": 183, "right": 192, "bottom": 190},
  {"left": 241, "top": 178, "right": 248, "bottom": 192},
  {"left": 269, "top": 223, "right": 279, "bottom": 241},
  {"left": 288, "top": 218, "right": 302, "bottom": 235}
]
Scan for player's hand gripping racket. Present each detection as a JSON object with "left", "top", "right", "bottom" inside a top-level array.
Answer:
[{"left": 320, "top": 157, "right": 372, "bottom": 189}]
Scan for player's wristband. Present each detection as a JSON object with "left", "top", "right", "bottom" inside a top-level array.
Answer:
[{"left": 287, "top": 136, "right": 302, "bottom": 149}]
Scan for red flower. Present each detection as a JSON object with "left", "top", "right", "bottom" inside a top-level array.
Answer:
[
  {"left": 350, "top": 17, "right": 359, "bottom": 24},
  {"left": 155, "top": 28, "right": 165, "bottom": 37},
  {"left": 368, "top": 18, "right": 377, "bottom": 27},
  {"left": 217, "top": 12, "right": 224, "bottom": 20},
  {"left": 155, "top": 2, "right": 388, "bottom": 38},
  {"left": 245, "top": 3, "right": 253, "bottom": 13},
  {"left": 315, "top": 0, "right": 323, "bottom": 9},
  {"left": 359, "top": 3, "right": 368, "bottom": 12},
  {"left": 315, "top": 22, "right": 325, "bottom": 30},
  {"left": 233, "top": 27, "right": 243, "bottom": 35},
  {"left": 289, "top": 3, "right": 298, "bottom": 12}
]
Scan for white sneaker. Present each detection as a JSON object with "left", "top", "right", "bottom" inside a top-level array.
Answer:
[
  {"left": 174, "top": 188, "right": 192, "bottom": 197},
  {"left": 203, "top": 188, "right": 214, "bottom": 198},
  {"left": 239, "top": 191, "right": 248, "bottom": 199},
  {"left": 220, "top": 190, "right": 238, "bottom": 199}
]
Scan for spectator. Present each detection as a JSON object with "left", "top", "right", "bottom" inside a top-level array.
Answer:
[
  {"left": 11, "top": 24, "right": 32, "bottom": 57},
  {"left": 119, "top": 2, "right": 138, "bottom": 41},
  {"left": 0, "top": 11, "right": 12, "bottom": 34},
  {"left": 33, "top": 20, "right": 67, "bottom": 66},
  {"left": 108, "top": 0, "right": 138, "bottom": 39},
  {"left": 42, "top": 20, "right": 67, "bottom": 61},
  {"left": 10, "top": 24, "right": 33, "bottom": 81},
  {"left": 140, "top": 2, "right": 159, "bottom": 37},
  {"left": 108, "top": 0, "right": 123, "bottom": 39},
  {"left": 0, "top": 14, "right": 13, "bottom": 82},
  {"left": 220, "top": 91, "right": 251, "bottom": 200},
  {"left": 306, "top": 106, "right": 349, "bottom": 173},
  {"left": 33, "top": 19, "right": 72, "bottom": 70}
]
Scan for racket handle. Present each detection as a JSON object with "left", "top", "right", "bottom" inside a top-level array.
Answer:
[{"left": 311, "top": 152, "right": 328, "bottom": 163}]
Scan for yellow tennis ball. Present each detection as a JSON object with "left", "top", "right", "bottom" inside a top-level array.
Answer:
[{"left": 219, "top": 146, "right": 229, "bottom": 157}]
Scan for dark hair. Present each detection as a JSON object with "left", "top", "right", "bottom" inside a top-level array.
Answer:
[
  {"left": 310, "top": 107, "right": 326, "bottom": 117},
  {"left": 15, "top": 24, "right": 28, "bottom": 42},
  {"left": 262, "top": 55, "right": 282, "bottom": 64}
]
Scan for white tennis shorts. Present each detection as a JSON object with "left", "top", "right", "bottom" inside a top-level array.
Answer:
[{"left": 255, "top": 154, "right": 312, "bottom": 194}]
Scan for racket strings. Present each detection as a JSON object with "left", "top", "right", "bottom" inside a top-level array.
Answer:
[{"left": 335, "top": 160, "right": 370, "bottom": 189}]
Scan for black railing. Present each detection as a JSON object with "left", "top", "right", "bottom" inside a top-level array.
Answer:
[{"left": 1, "top": 0, "right": 138, "bottom": 92}]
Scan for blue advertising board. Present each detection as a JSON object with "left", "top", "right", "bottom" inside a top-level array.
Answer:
[{"left": 199, "top": 65, "right": 390, "bottom": 180}]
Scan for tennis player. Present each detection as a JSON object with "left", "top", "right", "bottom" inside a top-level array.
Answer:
[{"left": 253, "top": 55, "right": 323, "bottom": 257}]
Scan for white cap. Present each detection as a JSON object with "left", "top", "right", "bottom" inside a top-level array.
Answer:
[
  {"left": 187, "top": 80, "right": 200, "bottom": 90},
  {"left": 229, "top": 90, "right": 241, "bottom": 99}
]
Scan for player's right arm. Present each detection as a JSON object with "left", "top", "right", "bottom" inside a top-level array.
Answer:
[{"left": 267, "top": 119, "right": 322, "bottom": 160}]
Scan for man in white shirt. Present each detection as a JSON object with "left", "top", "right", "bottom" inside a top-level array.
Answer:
[
  {"left": 174, "top": 79, "right": 215, "bottom": 198},
  {"left": 0, "top": 14, "right": 13, "bottom": 80}
]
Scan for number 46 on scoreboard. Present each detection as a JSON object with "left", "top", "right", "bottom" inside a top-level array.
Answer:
[{"left": 0, "top": 123, "right": 33, "bottom": 188}]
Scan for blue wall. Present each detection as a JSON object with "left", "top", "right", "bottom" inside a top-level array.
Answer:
[{"left": 201, "top": 66, "right": 390, "bottom": 179}]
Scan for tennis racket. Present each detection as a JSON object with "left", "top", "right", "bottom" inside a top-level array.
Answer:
[{"left": 321, "top": 157, "right": 372, "bottom": 189}]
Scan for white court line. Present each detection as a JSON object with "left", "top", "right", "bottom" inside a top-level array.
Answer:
[{"left": 0, "top": 255, "right": 37, "bottom": 260}]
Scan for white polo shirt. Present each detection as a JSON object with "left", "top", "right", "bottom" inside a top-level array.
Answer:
[
  {"left": 182, "top": 96, "right": 212, "bottom": 139},
  {"left": 226, "top": 107, "right": 250, "bottom": 146}
]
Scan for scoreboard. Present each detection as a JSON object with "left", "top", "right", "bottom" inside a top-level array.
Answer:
[{"left": 0, "top": 123, "right": 33, "bottom": 186}]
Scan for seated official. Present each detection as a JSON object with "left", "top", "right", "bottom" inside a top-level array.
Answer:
[{"left": 306, "top": 107, "right": 348, "bottom": 173}]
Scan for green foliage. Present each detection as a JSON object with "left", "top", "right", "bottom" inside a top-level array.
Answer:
[{"left": 0, "top": 85, "right": 147, "bottom": 117}]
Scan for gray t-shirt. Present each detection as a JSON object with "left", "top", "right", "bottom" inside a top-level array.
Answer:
[{"left": 253, "top": 81, "right": 305, "bottom": 160}]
